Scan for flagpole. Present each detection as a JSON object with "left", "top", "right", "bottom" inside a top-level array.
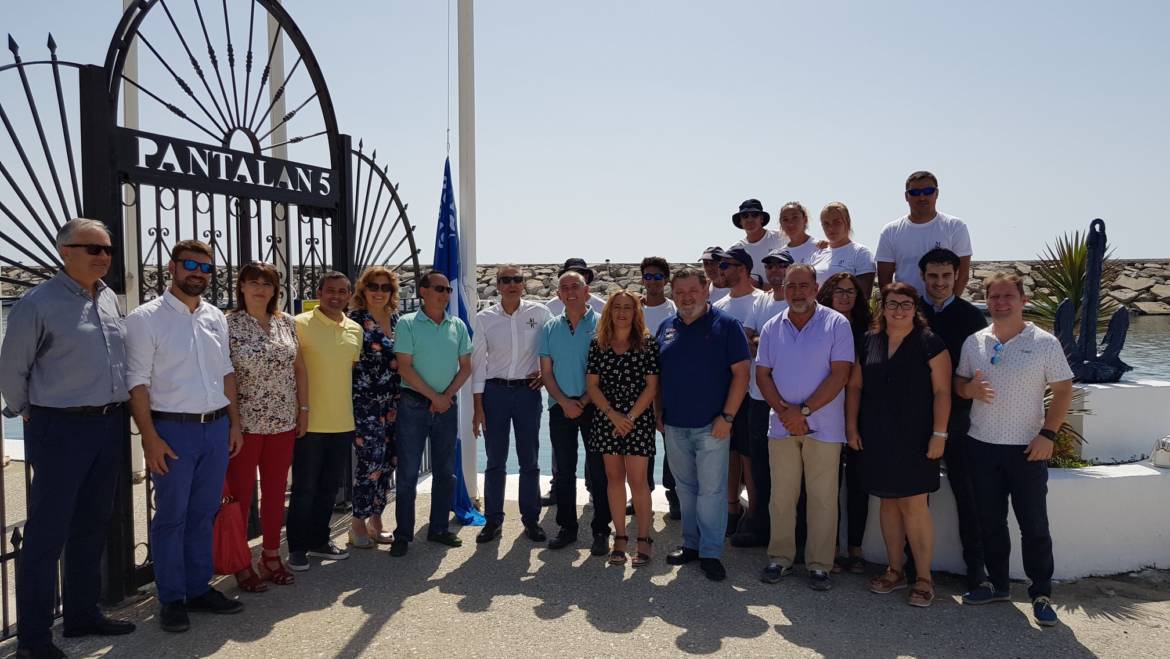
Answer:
[{"left": 456, "top": 0, "right": 479, "bottom": 502}]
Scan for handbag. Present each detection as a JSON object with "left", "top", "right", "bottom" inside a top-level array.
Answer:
[
  {"left": 212, "top": 485, "right": 253, "bottom": 575},
  {"left": 1152, "top": 436, "right": 1170, "bottom": 469}
]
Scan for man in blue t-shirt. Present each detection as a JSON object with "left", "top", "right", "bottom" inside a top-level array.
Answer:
[{"left": 656, "top": 268, "right": 751, "bottom": 581}]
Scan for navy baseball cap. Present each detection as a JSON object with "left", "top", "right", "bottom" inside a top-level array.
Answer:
[
  {"left": 761, "top": 249, "right": 795, "bottom": 266},
  {"left": 714, "top": 247, "right": 754, "bottom": 272}
]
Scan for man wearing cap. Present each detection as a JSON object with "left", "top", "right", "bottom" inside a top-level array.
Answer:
[
  {"left": 546, "top": 258, "right": 606, "bottom": 315},
  {"left": 730, "top": 199, "right": 783, "bottom": 285},
  {"left": 711, "top": 247, "right": 765, "bottom": 539},
  {"left": 701, "top": 246, "right": 730, "bottom": 304}
]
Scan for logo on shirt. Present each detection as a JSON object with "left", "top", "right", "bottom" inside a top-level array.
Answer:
[
  {"left": 662, "top": 328, "right": 677, "bottom": 345},
  {"left": 527, "top": 317, "right": 538, "bottom": 329}
]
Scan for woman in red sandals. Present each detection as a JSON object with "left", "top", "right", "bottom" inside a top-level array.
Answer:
[
  {"left": 846, "top": 283, "right": 951, "bottom": 607},
  {"left": 225, "top": 261, "right": 307, "bottom": 591}
]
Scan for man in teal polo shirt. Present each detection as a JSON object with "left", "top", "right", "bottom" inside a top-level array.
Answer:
[
  {"left": 391, "top": 271, "right": 473, "bottom": 556},
  {"left": 539, "top": 268, "right": 612, "bottom": 554}
]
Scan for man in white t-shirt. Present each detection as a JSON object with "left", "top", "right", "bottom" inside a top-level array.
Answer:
[
  {"left": 875, "top": 171, "right": 972, "bottom": 297},
  {"left": 701, "top": 246, "right": 730, "bottom": 303},
  {"left": 545, "top": 257, "right": 607, "bottom": 315},
  {"left": 954, "top": 272, "right": 1073, "bottom": 628},
  {"left": 711, "top": 247, "right": 765, "bottom": 538},
  {"left": 639, "top": 255, "right": 679, "bottom": 518},
  {"left": 730, "top": 198, "right": 783, "bottom": 285}
]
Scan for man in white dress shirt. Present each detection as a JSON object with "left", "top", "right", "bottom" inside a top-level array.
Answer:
[
  {"left": 876, "top": 170, "right": 973, "bottom": 296},
  {"left": 472, "top": 265, "right": 552, "bottom": 543},
  {"left": 545, "top": 258, "right": 606, "bottom": 315},
  {"left": 730, "top": 199, "right": 783, "bottom": 285},
  {"left": 126, "top": 240, "right": 244, "bottom": 633}
]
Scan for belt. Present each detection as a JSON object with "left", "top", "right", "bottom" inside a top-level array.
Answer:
[
  {"left": 31, "top": 402, "right": 125, "bottom": 416},
  {"left": 151, "top": 407, "right": 229, "bottom": 424},
  {"left": 486, "top": 378, "right": 532, "bottom": 388},
  {"left": 401, "top": 389, "right": 431, "bottom": 402}
]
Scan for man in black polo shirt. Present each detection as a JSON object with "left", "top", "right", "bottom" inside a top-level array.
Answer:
[{"left": 918, "top": 247, "right": 987, "bottom": 590}]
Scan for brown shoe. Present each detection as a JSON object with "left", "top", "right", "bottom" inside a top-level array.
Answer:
[
  {"left": 869, "top": 567, "right": 907, "bottom": 594},
  {"left": 908, "top": 578, "right": 935, "bottom": 607}
]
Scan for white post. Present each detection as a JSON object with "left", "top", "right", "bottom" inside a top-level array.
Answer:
[
  {"left": 267, "top": 3, "right": 292, "bottom": 306},
  {"left": 457, "top": 0, "right": 479, "bottom": 501},
  {"left": 122, "top": 0, "right": 145, "bottom": 477}
]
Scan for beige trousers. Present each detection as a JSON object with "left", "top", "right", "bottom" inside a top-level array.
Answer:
[{"left": 767, "top": 435, "right": 842, "bottom": 572}]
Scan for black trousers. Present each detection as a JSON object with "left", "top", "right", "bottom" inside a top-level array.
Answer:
[
  {"left": 970, "top": 437, "right": 1053, "bottom": 599},
  {"left": 548, "top": 403, "right": 611, "bottom": 536},
  {"left": 18, "top": 406, "right": 123, "bottom": 649},
  {"left": 946, "top": 433, "right": 987, "bottom": 587},
  {"left": 839, "top": 446, "right": 868, "bottom": 549},
  {"left": 287, "top": 431, "right": 352, "bottom": 552},
  {"left": 745, "top": 398, "right": 773, "bottom": 537}
]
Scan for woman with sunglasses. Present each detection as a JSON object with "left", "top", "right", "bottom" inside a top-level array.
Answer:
[
  {"left": 225, "top": 261, "right": 307, "bottom": 591},
  {"left": 846, "top": 282, "right": 951, "bottom": 607},
  {"left": 585, "top": 291, "right": 660, "bottom": 567},
  {"left": 814, "top": 202, "right": 876, "bottom": 300},
  {"left": 815, "top": 272, "right": 872, "bottom": 573},
  {"left": 346, "top": 267, "right": 402, "bottom": 548}
]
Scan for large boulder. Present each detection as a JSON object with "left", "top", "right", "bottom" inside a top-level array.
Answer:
[
  {"left": 1113, "top": 275, "right": 1156, "bottom": 292},
  {"left": 1110, "top": 289, "right": 1141, "bottom": 304},
  {"left": 1150, "top": 284, "right": 1170, "bottom": 302},
  {"left": 1134, "top": 301, "right": 1170, "bottom": 315}
]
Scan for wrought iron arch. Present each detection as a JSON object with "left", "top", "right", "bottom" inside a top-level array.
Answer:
[{"left": 349, "top": 141, "right": 422, "bottom": 306}]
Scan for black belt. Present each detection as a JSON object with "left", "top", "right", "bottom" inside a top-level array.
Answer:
[
  {"left": 31, "top": 402, "right": 125, "bottom": 416},
  {"left": 151, "top": 407, "right": 229, "bottom": 424},
  {"left": 487, "top": 378, "right": 532, "bottom": 388}
]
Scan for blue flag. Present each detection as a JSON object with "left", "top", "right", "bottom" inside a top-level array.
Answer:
[{"left": 434, "top": 157, "right": 485, "bottom": 527}]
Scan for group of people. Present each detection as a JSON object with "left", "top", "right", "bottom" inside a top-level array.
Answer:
[{"left": 0, "top": 170, "right": 1074, "bottom": 658}]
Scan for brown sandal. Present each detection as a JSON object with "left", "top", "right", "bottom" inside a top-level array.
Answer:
[
  {"left": 632, "top": 537, "right": 653, "bottom": 568},
  {"left": 908, "top": 578, "right": 934, "bottom": 607},
  {"left": 869, "top": 567, "right": 907, "bottom": 594},
  {"left": 609, "top": 535, "right": 629, "bottom": 565},
  {"left": 258, "top": 553, "right": 296, "bottom": 586}
]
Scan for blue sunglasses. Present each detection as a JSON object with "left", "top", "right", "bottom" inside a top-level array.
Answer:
[
  {"left": 906, "top": 186, "right": 938, "bottom": 197},
  {"left": 642, "top": 273, "right": 666, "bottom": 281},
  {"left": 178, "top": 259, "right": 213, "bottom": 274},
  {"left": 990, "top": 341, "right": 1004, "bottom": 365}
]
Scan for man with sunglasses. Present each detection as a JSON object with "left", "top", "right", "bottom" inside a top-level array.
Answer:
[
  {"left": 954, "top": 272, "right": 1073, "bottom": 627},
  {"left": 700, "top": 246, "right": 730, "bottom": 303},
  {"left": 392, "top": 271, "right": 473, "bottom": 556},
  {"left": 471, "top": 265, "right": 552, "bottom": 543},
  {"left": 876, "top": 170, "right": 973, "bottom": 297},
  {"left": 126, "top": 239, "right": 245, "bottom": 632},
  {"left": 640, "top": 256, "right": 679, "bottom": 519},
  {"left": 730, "top": 199, "right": 783, "bottom": 285},
  {"left": 1, "top": 218, "right": 136, "bottom": 656}
]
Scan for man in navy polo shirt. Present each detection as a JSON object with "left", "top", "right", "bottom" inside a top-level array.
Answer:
[{"left": 656, "top": 268, "right": 750, "bottom": 581}]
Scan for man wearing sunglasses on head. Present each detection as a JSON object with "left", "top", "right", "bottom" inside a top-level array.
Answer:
[
  {"left": 471, "top": 265, "right": 552, "bottom": 544},
  {"left": 0, "top": 218, "right": 136, "bottom": 656},
  {"left": 954, "top": 272, "right": 1073, "bottom": 627},
  {"left": 876, "top": 170, "right": 973, "bottom": 298},
  {"left": 125, "top": 239, "right": 245, "bottom": 633}
]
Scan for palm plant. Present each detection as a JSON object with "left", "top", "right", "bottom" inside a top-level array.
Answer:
[{"left": 1025, "top": 230, "right": 1121, "bottom": 333}]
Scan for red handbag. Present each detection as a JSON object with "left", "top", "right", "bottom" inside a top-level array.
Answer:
[{"left": 212, "top": 485, "right": 252, "bottom": 575}]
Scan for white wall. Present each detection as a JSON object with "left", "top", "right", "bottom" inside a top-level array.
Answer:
[{"left": 1078, "top": 379, "right": 1170, "bottom": 464}]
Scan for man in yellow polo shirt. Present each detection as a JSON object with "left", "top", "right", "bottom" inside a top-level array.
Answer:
[
  {"left": 390, "top": 271, "right": 473, "bottom": 556},
  {"left": 287, "top": 271, "right": 363, "bottom": 571}
]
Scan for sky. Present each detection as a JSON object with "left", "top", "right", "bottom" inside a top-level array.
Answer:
[{"left": 4, "top": 0, "right": 1170, "bottom": 264}]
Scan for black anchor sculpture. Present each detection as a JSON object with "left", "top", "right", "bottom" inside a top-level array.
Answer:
[{"left": 1052, "top": 219, "right": 1132, "bottom": 383}]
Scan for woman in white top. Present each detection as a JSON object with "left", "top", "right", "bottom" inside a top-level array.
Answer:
[
  {"left": 814, "top": 202, "right": 876, "bottom": 300},
  {"left": 777, "top": 202, "right": 825, "bottom": 267}
]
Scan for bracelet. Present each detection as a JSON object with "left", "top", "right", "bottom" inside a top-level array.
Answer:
[
  {"left": 1038, "top": 428, "right": 1057, "bottom": 441},
  {"left": 932, "top": 431, "right": 948, "bottom": 439}
]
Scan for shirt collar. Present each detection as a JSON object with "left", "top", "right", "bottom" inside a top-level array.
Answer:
[
  {"left": 312, "top": 306, "right": 349, "bottom": 326},
  {"left": 781, "top": 301, "right": 820, "bottom": 327},
  {"left": 415, "top": 308, "right": 451, "bottom": 327},
  {"left": 162, "top": 289, "right": 203, "bottom": 315},
  {"left": 924, "top": 294, "right": 955, "bottom": 312},
  {"left": 53, "top": 270, "right": 107, "bottom": 298}
]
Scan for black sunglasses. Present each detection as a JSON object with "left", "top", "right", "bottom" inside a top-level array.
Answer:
[
  {"left": 366, "top": 283, "right": 395, "bottom": 292},
  {"left": 177, "top": 259, "right": 213, "bottom": 274},
  {"left": 739, "top": 211, "right": 762, "bottom": 219},
  {"left": 424, "top": 285, "right": 453, "bottom": 294},
  {"left": 66, "top": 243, "right": 114, "bottom": 256},
  {"left": 498, "top": 275, "right": 524, "bottom": 285},
  {"left": 906, "top": 186, "right": 938, "bottom": 197}
]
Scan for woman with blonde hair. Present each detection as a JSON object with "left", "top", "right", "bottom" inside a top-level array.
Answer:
[
  {"left": 346, "top": 266, "right": 402, "bottom": 547},
  {"left": 585, "top": 290, "right": 660, "bottom": 566},
  {"left": 814, "top": 202, "right": 876, "bottom": 299}
]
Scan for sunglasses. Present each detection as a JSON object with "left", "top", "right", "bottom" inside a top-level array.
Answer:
[
  {"left": 642, "top": 273, "right": 666, "bottom": 281},
  {"left": 66, "top": 243, "right": 114, "bottom": 256},
  {"left": 832, "top": 288, "right": 857, "bottom": 297},
  {"left": 883, "top": 300, "right": 916, "bottom": 311},
  {"left": 498, "top": 276, "right": 524, "bottom": 285},
  {"left": 991, "top": 341, "right": 1005, "bottom": 365},
  {"left": 178, "top": 259, "right": 213, "bottom": 274},
  {"left": 425, "top": 285, "right": 453, "bottom": 294},
  {"left": 366, "top": 283, "right": 395, "bottom": 292},
  {"left": 739, "top": 211, "right": 762, "bottom": 219},
  {"left": 906, "top": 186, "right": 938, "bottom": 197},
  {"left": 718, "top": 261, "right": 744, "bottom": 270}
]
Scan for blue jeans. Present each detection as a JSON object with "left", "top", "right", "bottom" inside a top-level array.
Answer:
[
  {"left": 482, "top": 381, "right": 542, "bottom": 526},
  {"left": 150, "top": 416, "right": 229, "bottom": 604},
  {"left": 394, "top": 390, "right": 459, "bottom": 541},
  {"left": 664, "top": 424, "right": 730, "bottom": 558}
]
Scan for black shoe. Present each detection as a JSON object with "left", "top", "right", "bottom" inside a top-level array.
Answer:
[
  {"left": 547, "top": 528, "right": 578, "bottom": 550},
  {"left": 726, "top": 511, "right": 742, "bottom": 537},
  {"left": 667, "top": 499, "right": 681, "bottom": 521},
  {"left": 427, "top": 531, "right": 463, "bottom": 547},
  {"left": 186, "top": 588, "right": 244, "bottom": 614},
  {"left": 666, "top": 546, "right": 700, "bottom": 565},
  {"left": 389, "top": 539, "right": 409, "bottom": 557},
  {"left": 700, "top": 558, "right": 727, "bottom": 581},
  {"left": 476, "top": 522, "right": 502, "bottom": 544},
  {"left": 306, "top": 541, "right": 350, "bottom": 560},
  {"left": 63, "top": 615, "right": 137, "bottom": 637},
  {"left": 524, "top": 524, "right": 547, "bottom": 542},
  {"left": 729, "top": 531, "right": 768, "bottom": 548},
  {"left": 809, "top": 569, "right": 833, "bottom": 591},
  {"left": 159, "top": 601, "right": 190, "bottom": 633},
  {"left": 590, "top": 532, "right": 611, "bottom": 557},
  {"left": 15, "top": 643, "right": 67, "bottom": 659}
]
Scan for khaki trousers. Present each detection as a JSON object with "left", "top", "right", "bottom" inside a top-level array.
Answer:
[{"left": 767, "top": 435, "right": 842, "bottom": 572}]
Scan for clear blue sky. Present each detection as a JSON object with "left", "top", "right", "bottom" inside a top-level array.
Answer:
[{"left": 5, "top": 1, "right": 1169, "bottom": 263}]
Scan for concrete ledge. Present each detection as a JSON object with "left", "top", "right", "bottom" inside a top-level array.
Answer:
[{"left": 1077, "top": 379, "right": 1170, "bottom": 463}]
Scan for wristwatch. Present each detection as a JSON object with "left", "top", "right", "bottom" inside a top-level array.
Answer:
[
  {"left": 720, "top": 412, "right": 735, "bottom": 424},
  {"left": 1038, "top": 428, "right": 1057, "bottom": 441},
  {"left": 800, "top": 405, "right": 812, "bottom": 417}
]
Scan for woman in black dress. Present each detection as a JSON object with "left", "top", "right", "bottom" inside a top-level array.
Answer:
[
  {"left": 586, "top": 291, "right": 660, "bottom": 567},
  {"left": 846, "top": 282, "right": 951, "bottom": 607}
]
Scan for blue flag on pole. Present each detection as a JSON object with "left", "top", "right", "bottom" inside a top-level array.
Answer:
[{"left": 434, "top": 157, "right": 485, "bottom": 526}]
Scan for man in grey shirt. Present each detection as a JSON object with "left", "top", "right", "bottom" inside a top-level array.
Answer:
[{"left": 0, "top": 218, "right": 136, "bottom": 658}]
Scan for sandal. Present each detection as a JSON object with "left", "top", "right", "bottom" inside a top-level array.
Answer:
[
  {"left": 258, "top": 553, "right": 296, "bottom": 586},
  {"left": 609, "top": 535, "right": 629, "bottom": 565},
  {"left": 908, "top": 578, "right": 935, "bottom": 607},
  {"left": 632, "top": 537, "right": 653, "bottom": 568},
  {"left": 869, "top": 567, "right": 907, "bottom": 594},
  {"left": 235, "top": 566, "right": 268, "bottom": 593}
]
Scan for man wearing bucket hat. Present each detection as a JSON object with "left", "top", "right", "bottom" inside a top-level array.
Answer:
[
  {"left": 545, "top": 258, "right": 606, "bottom": 316},
  {"left": 700, "top": 246, "right": 730, "bottom": 304},
  {"left": 731, "top": 199, "right": 783, "bottom": 285}
]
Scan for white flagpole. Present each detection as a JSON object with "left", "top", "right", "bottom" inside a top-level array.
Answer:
[{"left": 456, "top": 0, "right": 479, "bottom": 502}]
